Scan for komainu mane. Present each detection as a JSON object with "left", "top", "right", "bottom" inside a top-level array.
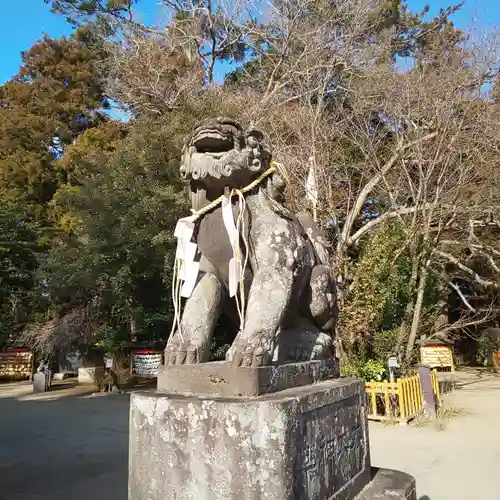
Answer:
[{"left": 166, "top": 117, "right": 337, "bottom": 367}]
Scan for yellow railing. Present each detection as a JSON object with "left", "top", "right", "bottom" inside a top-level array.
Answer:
[{"left": 365, "top": 370, "right": 440, "bottom": 424}]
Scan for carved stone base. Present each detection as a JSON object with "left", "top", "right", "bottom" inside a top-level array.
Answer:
[
  {"left": 355, "top": 468, "right": 417, "bottom": 500},
  {"left": 157, "top": 359, "right": 340, "bottom": 397},
  {"left": 129, "top": 377, "right": 370, "bottom": 500}
]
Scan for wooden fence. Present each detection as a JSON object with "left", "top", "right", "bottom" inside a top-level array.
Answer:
[
  {"left": 365, "top": 370, "right": 440, "bottom": 424},
  {"left": 0, "top": 349, "right": 33, "bottom": 381}
]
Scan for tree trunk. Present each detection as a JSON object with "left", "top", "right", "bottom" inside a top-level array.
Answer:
[
  {"left": 434, "top": 294, "right": 448, "bottom": 331},
  {"left": 126, "top": 297, "right": 137, "bottom": 343},
  {"left": 395, "top": 247, "right": 420, "bottom": 353},
  {"left": 405, "top": 263, "right": 429, "bottom": 362}
]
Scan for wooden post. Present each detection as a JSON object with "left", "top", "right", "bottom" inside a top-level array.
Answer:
[
  {"left": 418, "top": 365, "right": 437, "bottom": 419},
  {"left": 397, "top": 378, "right": 406, "bottom": 422}
]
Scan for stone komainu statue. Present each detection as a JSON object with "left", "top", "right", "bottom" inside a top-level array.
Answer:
[{"left": 166, "top": 117, "right": 337, "bottom": 367}]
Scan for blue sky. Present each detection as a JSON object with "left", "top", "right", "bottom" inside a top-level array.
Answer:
[{"left": 0, "top": 0, "right": 498, "bottom": 85}]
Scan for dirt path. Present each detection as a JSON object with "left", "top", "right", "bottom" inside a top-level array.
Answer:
[{"left": 369, "top": 368, "right": 500, "bottom": 500}]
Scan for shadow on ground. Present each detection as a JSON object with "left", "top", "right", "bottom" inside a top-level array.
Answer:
[{"left": 0, "top": 387, "right": 130, "bottom": 500}]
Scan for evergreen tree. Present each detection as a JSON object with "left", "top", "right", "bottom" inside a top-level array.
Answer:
[
  {"left": 0, "top": 201, "right": 46, "bottom": 347},
  {"left": 0, "top": 28, "right": 113, "bottom": 347},
  {"left": 0, "top": 28, "right": 109, "bottom": 203}
]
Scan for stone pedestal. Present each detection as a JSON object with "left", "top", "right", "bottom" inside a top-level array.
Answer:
[
  {"left": 78, "top": 366, "right": 104, "bottom": 384},
  {"left": 33, "top": 372, "right": 48, "bottom": 393},
  {"left": 130, "top": 373, "right": 369, "bottom": 500},
  {"left": 356, "top": 468, "right": 416, "bottom": 500},
  {"left": 157, "top": 358, "right": 340, "bottom": 397},
  {"left": 129, "top": 361, "right": 416, "bottom": 500}
]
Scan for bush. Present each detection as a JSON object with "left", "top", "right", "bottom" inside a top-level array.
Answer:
[
  {"left": 359, "top": 359, "right": 387, "bottom": 381},
  {"left": 372, "top": 329, "right": 400, "bottom": 361},
  {"left": 341, "top": 358, "right": 387, "bottom": 382}
]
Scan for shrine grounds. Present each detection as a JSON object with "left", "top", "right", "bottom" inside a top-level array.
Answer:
[
  {"left": 0, "top": 383, "right": 129, "bottom": 500},
  {"left": 0, "top": 368, "right": 499, "bottom": 500}
]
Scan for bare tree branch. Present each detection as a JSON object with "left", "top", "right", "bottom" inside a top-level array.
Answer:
[
  {"left": 339, "top": 131, "right": 439, "bottom": 251},
  {"left": 448, "top": 281, "right": 476, "bottom": 313},
  {"left": 347, "top": 203, "right": 436, "bottom": 247},
  {"left": 433, "top": 249, "right": 499, "bottom": 289}
]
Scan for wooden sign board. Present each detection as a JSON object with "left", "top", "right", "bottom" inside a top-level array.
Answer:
[
  {"left": 420, "top": 344, "right": 454, "bottom": 371},
  {"left": 0, "top": 349, "right": 33, "bottom": 380}
]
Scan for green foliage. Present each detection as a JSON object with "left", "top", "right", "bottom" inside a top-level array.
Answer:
[
  {"left": 358, "top": 359, "right": 387, "bottom": 382},
  {"left": 476, "top": 336, "right": 490, "bottom": 366},
  {"left": 371, "top": 328, "right": 400, "bottom": 361},
  {"left": 341, "top": 221, "right": 448, "bottom": 367},
  {"left": 209, "top": 339, "right": 231, "bottom": 362},
  {"left": 0, "top": 29, "right": 109, "bottom": 203},
  {"left": 46, "top": 0, "right": 138, "bottom": 23},
  {"left": 94, "top": 323, "right": 131, "bottom": 353},
  {"left": 225, "top": 0, "right": 464, "bottom": 91},
  {"left": 56, "top": 120, "right": 128, "bottom": 181},
  {"left": 340, "top": 224, "right": 413, "bottom": 347},
  {"left": 209, "top": 313, "right": 241, "bottom": 361},
  {"left": 341, "top": 358, "right": 387, "bottom": 382},
  {"left": 38, "top": 89, "right": 244, "bottom": 352},
  {"left": 0, "top": 201, "right": 47, "bottom": 346},
  {"left": 39, "top": 117, "right": 187, "bottom": 350},
  {"left": 48, "top": 0, "right": 249, "bottom": 85}
]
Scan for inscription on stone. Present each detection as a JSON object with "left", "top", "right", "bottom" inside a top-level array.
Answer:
[
  {"left": 294, "top": 395, "right": 364, "bottom": 499},
  {"left": 265, "top": 363, "right": 310, "bottom": 392}
]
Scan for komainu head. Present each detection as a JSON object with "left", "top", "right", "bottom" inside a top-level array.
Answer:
[{"left": 180, "top": 118, "right": 273, "bottom": 209}]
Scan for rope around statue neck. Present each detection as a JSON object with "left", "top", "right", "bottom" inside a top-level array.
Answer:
[{"left": 189, "top": 161, "right": 283, "bottom": 219}]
